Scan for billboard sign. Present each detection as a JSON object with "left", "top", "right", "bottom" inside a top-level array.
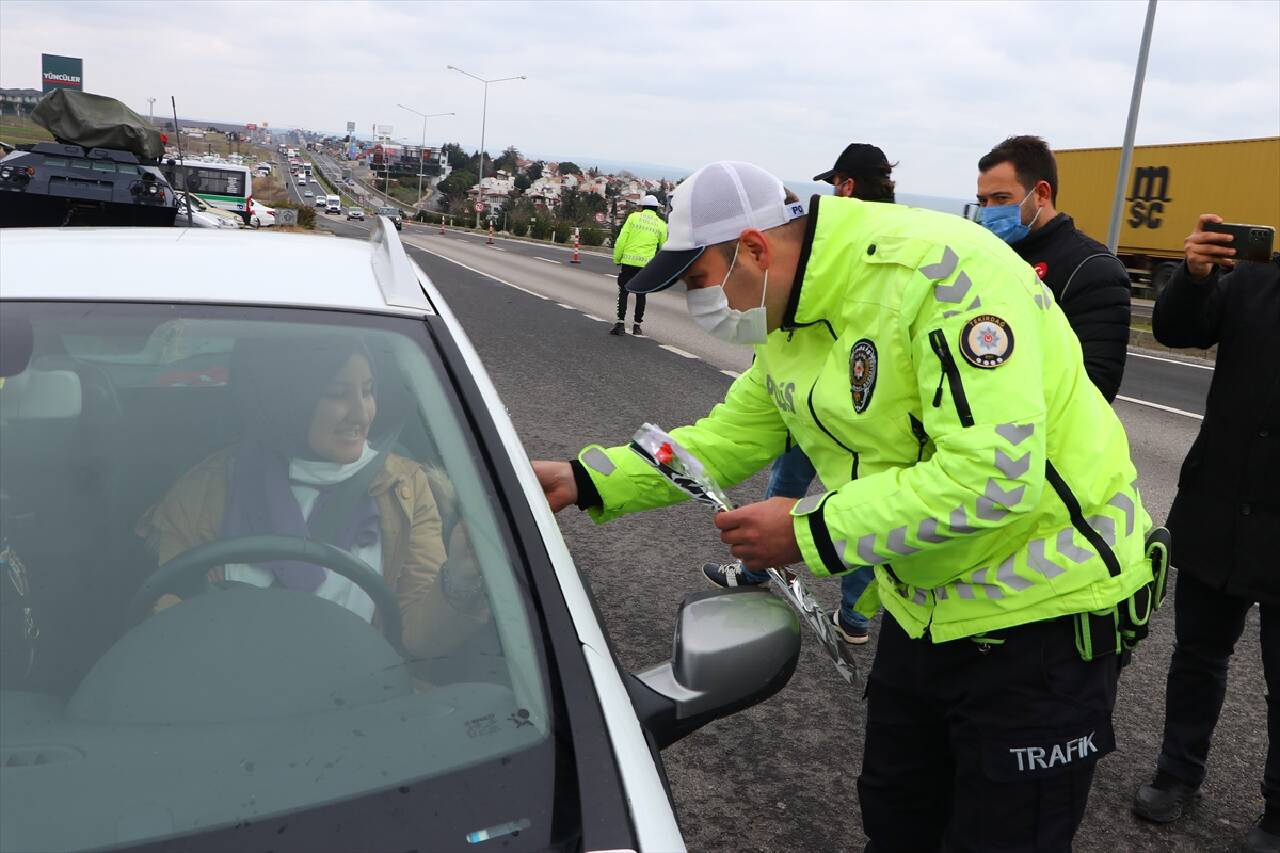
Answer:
[
  {"left": 41, "top": 53, "right": 83, "bottom": 93},
  {"left": 346, "top": 121, "right": 356, "bottom": 134}
]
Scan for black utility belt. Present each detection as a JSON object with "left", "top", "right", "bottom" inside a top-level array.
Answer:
[{"left": 1071, "top": 527, "right": 1172, "bottom": 662}]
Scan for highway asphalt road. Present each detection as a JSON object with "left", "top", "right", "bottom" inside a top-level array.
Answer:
[{"left": 311, "top": 208, "right": 1265, "bottom": 852}]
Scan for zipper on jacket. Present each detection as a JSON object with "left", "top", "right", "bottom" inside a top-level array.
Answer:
[
  {"left": 928, "top": 329, "right": 975, "bottom": 427},
  {"left": 909, "top": 414, "right": 929, "bottom": 462},
  {"left": 807, "top": 378, "right": 860, "bottom": 481}
]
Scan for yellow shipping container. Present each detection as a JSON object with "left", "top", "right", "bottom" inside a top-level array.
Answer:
[{"left": 1054, "top": 137, "right": 1279, "bottom": 266}]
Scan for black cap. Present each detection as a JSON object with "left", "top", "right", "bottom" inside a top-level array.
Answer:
[{"left": 813, "top": 143, "right": 891, "bottom": 184}]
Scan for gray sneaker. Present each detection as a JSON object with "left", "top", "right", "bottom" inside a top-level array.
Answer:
[{"left": 701, "top": 562, "right": 766, "bottom": 589}]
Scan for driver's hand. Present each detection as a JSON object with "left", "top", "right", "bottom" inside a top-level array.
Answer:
[
  {"left": 533, "top": 461, "right": 577, "bottom": 513},
  {"left": 154, "top": 593, "right": 182, "bottom": 613}
]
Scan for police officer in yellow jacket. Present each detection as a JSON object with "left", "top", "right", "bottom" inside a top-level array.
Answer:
[
  {"left": 534, "top": 161, "right": 1158, "bottom": 852},
  {"left": 610, "top": 194, "right": 667, "bottom": 336}
]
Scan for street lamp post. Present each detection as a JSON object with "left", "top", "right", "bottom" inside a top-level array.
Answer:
[
  {"left": 398, "top": 104, "right": 453, "bottom": 207},
  {"left": 447, "top": 65, "right": 526, "bottom": 227}
]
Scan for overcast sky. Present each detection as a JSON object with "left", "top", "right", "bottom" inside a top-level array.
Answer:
[{"left": 2, "top": 0, "right": 1277, "bottom": 197}]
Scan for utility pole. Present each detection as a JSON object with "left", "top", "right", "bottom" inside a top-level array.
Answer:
[
  {"left": 398, "top": 104, "right": 453, "bottom": 207},
  {"left": 1106, "top": 0, "right": 1158, "bottom": 253},
  {"left": 447, "top": 65, "right": 526, "bottom": 228},
  {"left": 147, "top": 97, "right": 156, "bottom": 125}
]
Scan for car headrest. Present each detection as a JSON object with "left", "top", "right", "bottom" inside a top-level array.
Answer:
[{"left": 0, "top": 369, "right": 83, "bottom": 420}]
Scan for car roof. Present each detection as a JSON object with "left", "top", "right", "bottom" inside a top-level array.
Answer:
[{"left": 0, "top": 223, "right": 435, "bottom": 316}]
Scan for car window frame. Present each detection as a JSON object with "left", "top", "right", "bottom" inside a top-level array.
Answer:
[{"left": 421, "top": 313, "right": 642, "bottom": 852}]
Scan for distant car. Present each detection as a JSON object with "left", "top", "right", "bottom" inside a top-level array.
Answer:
[
  {"left": 346, "top": 208, "right": 365, "bottom": 221},
  {"left": 176, "top": 193, "right": 241, "bottom": 229},
  {"left": 313, "top": 195, "right": 327, "bottom": 208},
  {"left": 303, "top": 189, "right": 314, "bottom": 198},
  {"left": 375, "top": 206, "right": 403, "bottom": 231},
  {"left": 249, "top": 201, "right": 276, "bottom": 228},
  {"left": 173, "top": 196, "right": 229, "bottom": 228}
]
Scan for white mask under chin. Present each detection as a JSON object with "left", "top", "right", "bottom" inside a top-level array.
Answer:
[{"left": 684, "top": 244, "right": 770, "bottom": 345}]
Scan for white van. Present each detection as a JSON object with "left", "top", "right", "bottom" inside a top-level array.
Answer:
[{"left": 325, "top": 194, "right": 341, "bottom": 214}]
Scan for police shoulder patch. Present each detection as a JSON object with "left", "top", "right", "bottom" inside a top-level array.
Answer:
[
  {"left": 849, "top": 338, "right": 878, "bottom": 414},
  {"left": 959, "top": 315, "right": 1014, "bottom": 369}
]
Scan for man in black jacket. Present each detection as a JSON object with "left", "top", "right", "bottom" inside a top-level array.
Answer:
[
  {"left": 1130, "top": 213, "right": 1279, "bottom": 853},
  {"left": 976, "top": 135, "right": 1131, "bottom": 401}
]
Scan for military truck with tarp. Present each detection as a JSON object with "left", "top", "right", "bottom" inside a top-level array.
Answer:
[{"left": 0, "top": 89, "right": 177, "bottom": 228}]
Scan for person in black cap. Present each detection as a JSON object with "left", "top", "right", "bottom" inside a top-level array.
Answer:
[
  {"left": 699, "top": 144, "right": 898, "bottom": 652},
  {"left": 813, "top": 143, "right": 897, "bottom": 204}
]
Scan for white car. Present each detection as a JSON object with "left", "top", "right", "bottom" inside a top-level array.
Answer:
[
  {"left": 249, "top": 201, "right": 276, "bottom": 228},
  {"left": 174, "top": 194, "right": 237, "bottom": 229},
  {"left": 303, "top": 189, "right": 314, "bottom": 198},
  {"left": 0, "top": 221, "right": 799, "bottom": 852}
]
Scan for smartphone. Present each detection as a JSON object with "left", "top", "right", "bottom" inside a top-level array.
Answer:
[{"left": 1203, "top": 222, "right": 1276, "bottom": 263}]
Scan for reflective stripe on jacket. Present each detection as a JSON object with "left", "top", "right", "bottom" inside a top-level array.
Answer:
[
  {"left": 578, "top": 196, "right": 1153, "bottom": 642},
  {"left": 613, "top": 209, "right": 667, "bottom": 268}
]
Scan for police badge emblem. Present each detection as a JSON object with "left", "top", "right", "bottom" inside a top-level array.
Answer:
[
  {"left": 959, "top": 315, "right": 1014, "bottom": 368},
  {"left": 849, "top": 338, "right": 877, "bottom": 414}
]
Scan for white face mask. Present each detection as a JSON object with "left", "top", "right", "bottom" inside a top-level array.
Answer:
[{"left": 685, "top": 242, "right": 770, "bottom": 345}]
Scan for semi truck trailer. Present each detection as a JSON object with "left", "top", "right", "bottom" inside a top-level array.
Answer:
[{"left": 1052, "top": 136, "right": 1279, "bottom": 296}]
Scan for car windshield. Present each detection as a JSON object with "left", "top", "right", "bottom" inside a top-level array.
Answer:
[{"left": 0, "top": 303, "right": 560, "bottom": 851}]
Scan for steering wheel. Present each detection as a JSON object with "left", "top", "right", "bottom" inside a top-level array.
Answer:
[{"left": 127, "top": 535, "right": 403, "bottom": 652}]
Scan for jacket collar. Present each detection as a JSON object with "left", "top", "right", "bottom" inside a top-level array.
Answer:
[
  {"left": 781, "top": 195, "right": 875, "bottom": 333},
  {"left": 1011, "top": 212, "right": 1072, "bottom": 253}
]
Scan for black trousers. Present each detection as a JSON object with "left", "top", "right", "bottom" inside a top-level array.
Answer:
[
  {"left": 615, "top": 265, "right": 645, "bottom": 323},
  {"left": 860, "top": 615, "right": 1119, "bottom": 853},
  {"left": 1156, "top": 570, "right": 1279, "bottom": 811}
]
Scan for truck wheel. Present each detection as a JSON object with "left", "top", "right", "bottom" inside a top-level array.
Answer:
[{"left": 1151, "top": 262, "right": 1179, "bottom": 299}]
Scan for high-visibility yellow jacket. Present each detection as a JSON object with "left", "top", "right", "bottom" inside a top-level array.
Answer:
[
  {"left": 613, "top": 208, "right": 667, "bottom": 268},
  {"left": 577, "top": 196, "right": 1153, "bottom": 642}
]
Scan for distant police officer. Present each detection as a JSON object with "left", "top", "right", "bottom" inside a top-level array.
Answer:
[
  {"left": 610, "top": 194, "right": 667, "bottom": 336},
  {"left": 534, "top": 161, "right": 1158, "bottom": 852},
  {"left": 976, "top": 135, "right": 1131, "bottom": 401}
]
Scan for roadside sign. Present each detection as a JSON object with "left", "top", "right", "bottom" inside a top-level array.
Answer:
[
  {"left": 276, "top": 209, "right": 298, "bottom": 226},
  {"left": 473, "top": 202, "right": 484, "bottom": 213},
  {"left": 593, "top": 212, "right": 605, "bottom": 223}
]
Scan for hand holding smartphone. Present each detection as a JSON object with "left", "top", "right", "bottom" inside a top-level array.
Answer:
[{"left": 1185, "top": 214, "right": 1276, "bottom": 278}]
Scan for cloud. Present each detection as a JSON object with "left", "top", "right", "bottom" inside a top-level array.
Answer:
[{"left": 2, "top": 0, "right": 1276, "bottom": 198}]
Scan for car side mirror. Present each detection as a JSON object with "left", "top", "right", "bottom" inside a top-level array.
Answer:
[{"left": 626, "top": 588, "right": 800, "bottom": 750}]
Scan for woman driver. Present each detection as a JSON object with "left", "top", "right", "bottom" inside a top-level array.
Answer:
[{"left": 136, "top": 335, "right": 484, "bottom": 659}]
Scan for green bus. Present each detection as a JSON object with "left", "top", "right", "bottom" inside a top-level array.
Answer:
[{"left": 164, "top": 160, "right": 254, "bottom": 225}]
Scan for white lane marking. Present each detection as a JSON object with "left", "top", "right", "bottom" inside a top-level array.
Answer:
[
  {"left": 1127, "top": 349, "right": 1214, "bottom": 371},
  {"left": 1116, "top": 395, "right": 1204, "bottom": 420},
  {"left": 535, "top": 257, "right": 561, "bottom": 265},
  {"left": 720, "top": 370, "right": 741, "bottom": 379},
  {"left": 659, "top": 344, "right": 699, "bottom": 360},
  {"left": 604, "top": 273, "right": 619, "bottom": 279},
  {"left": 556, "top": 303, "right": 576, "bottom": 310},
  {"left": 491, "top": 246, "right": 507, "bottom": 251},
  {"left": 405, "top": 243, "right": 547, "bottom": 298},
  {"left": 582, "top": 314, "right": 607, "bottom": 322}
]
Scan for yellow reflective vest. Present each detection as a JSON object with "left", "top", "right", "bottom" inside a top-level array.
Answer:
[
  {"left": 613, "top": 209, "right": 667, "bottom": 268},
  {"left": 578, "top": 196, "right": 1153, "bottom": 642}
]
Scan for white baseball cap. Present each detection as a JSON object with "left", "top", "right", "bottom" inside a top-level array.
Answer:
[
  {"left": 627, "top": 161, "right": 807, "bottom": 294},
  {"left": 639, "top": 193, "right": 662, "bottom": 208}
]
